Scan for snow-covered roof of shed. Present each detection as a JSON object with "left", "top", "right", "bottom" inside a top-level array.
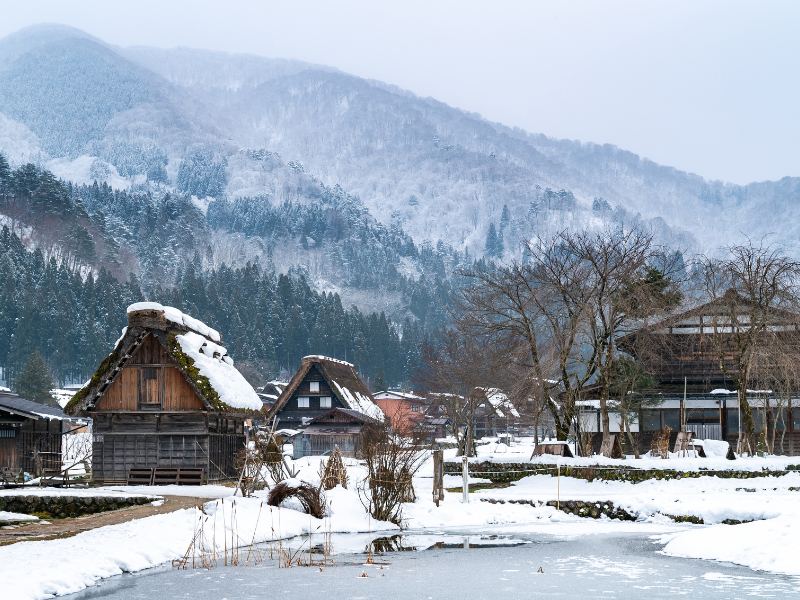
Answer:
[
  {"left": 176, "top": 332, "right": 262, "bottom": 411},
  {"left": 127, "top": 302, "right": 221, "bottom": 343},
  {"left": 0, "top": 393, "right": 70, "bottom": 420}
]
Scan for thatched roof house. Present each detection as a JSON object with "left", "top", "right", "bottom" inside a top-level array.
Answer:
[
  {"left": 268, "top": 355, "right": 383, "bottom": 429},
  {"left": 65, "top": 302, "right": 262, "bottom": 483}
]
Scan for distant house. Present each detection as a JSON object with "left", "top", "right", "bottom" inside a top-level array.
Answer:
[
  {"left": 0, "top": 393, "right": 69, "bottom": 477},
  {"left": 608, "top": 290, "right": 800, "bottom": 454},
  {"left": 293, "top": 408, "right": 381, "bottom": 458},
  {"left": 373, "top": 390, "right": 428, "bottom": 435},
  {"left": 64, "top": 302, "right": 263, "bottom": 483},
  {"left": 268, "top": 355, "right": 383, "bottom": 434},
  {"left": 256, "top": 380, "right": 288, "bottom": 412},
  {"left": 474, "top": 387, "right": 521, "bottom": 437}
]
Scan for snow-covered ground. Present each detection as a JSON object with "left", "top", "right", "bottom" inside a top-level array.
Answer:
[{"left": 2, "top": 443, "right": 800, "bottom": 598}]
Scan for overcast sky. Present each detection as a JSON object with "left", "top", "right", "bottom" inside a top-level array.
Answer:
[{"left": 2, "top": 1, "right": 798, "bottom": 184}]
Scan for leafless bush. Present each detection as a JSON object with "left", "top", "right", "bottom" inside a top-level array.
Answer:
[
  {"left": 358, "top": 424, "right": 425, "bottom": 525},
  {"left": 267, "top": 481, "right": 326, "bottom": 519}
]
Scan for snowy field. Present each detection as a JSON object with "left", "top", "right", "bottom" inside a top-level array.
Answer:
[{"left": 1, "top": 444, "right": 800, "bottom": 598}]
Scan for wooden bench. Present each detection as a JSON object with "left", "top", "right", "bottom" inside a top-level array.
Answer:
[
  {"left": 176, "top": 468, "right": 205, "bottom": 486},
  {"left": 152, "top": 467, "right": 180, "bottom": 485},
  {"left": 127, "top": 467, "right": 155, "bottom": 486}
]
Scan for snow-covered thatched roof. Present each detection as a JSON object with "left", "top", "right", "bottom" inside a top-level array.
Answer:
[
  {"left": 270, "top": 355, "right": 384, "bottom": 422},
  {"left": 65, "top": 303, "right": 261, "bottom": 415},
  {"left": 476, "top": 387, "right": 520, "bottom": 419}
]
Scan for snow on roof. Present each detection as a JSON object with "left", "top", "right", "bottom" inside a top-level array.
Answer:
[
  {"left": 303, "top": 355, "right": 354, "bottom": 367},
  {"left": 176, "top": 332, "right": 262, "bottom": 411},
  {"left": 128, "top": 302, "right": 221, "bottom": 343},
  {"left": 0, "top": 393, "right": 70, "bottom": 420},
  {"left": 332, "top": 381, "right": 384, "bottom": 422},
  {"left": 482, "top": 388, "right": 520, "bottom": 419},
  {"left": 374, "top": 390, "right": 426, "bottom": 402}
]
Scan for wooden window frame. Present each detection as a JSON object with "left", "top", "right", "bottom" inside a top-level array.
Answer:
[
  {"left": 138, "top": 366, "right": 163, "bottom": 410},
  {"left": 298, "top": 396, "right": 310, "bottom": 409},
  {"left": 320, "top": 396, "right": 332, "bottom": 409},
  {"left": 309, "top": 381, "right": 320, "bottom": 393}
]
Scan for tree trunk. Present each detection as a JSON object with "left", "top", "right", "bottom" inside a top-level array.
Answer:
[
  {"left": 737, "top": 380, "right": 755, "bottom": 454},
  {"left": 622, "top": 411, "right": 640, "bottom": 459},
  {"left": 599, "top": 388, "right": 612, "bottom": 455}
]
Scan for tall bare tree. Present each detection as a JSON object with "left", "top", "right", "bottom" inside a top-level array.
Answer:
[
  {"left": 458, "top": 229, "right": 680, "bottom": 455},
  {"left": 563, "top": 230, "right": 681, "bottom": 451}
]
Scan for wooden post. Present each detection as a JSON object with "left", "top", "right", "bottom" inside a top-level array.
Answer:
[{"left": 432, "top": 448, "right": 444, "bottom": 506}]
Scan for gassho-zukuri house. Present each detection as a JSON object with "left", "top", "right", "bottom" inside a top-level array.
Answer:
[
  {"left": 268, "top": 355, "right": 384, "bottom": 457},
  {"left": 578, "top": 290, "right": 800, "bottom": 455},
  {"left": 64, "top": 302, "right": 262, "bottom": 483}
]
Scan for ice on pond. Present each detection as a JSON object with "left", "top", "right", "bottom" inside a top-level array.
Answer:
[{"left": 66, "top": 532, "right": 800, "bottom": 600}]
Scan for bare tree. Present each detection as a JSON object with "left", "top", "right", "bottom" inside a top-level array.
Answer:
[
  {"left": 457, "top": 238, "right": 595, "bottom": 440},
  {"left": 457, "top": 229, "right": 679, "bottom": 455},
  {"left": 700, "top": 240, "right": 800, "bottom": 453},
  {"left": 563, "top": 229, "right": 679, "bottom": 451},
  {"left": 415, "top": 328, "right": 500, "bottom": 455},
  {"left": 358, "top": 423, "right": 426, "bottom": 524}
]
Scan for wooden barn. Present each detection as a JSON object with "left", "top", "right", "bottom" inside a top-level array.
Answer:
[
  {"left": 0, "top": 393, "right": 67, "bottom": 478},
  {"left": 268, "top": 355, "right": 383, "bottom": 432},
  {"left": 64, "top": 302, "right": 263, "bottom": 484}
]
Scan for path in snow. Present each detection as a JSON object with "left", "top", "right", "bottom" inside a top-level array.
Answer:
[{"left": 0, "top": 495, "right": 201, "bottom": 546}]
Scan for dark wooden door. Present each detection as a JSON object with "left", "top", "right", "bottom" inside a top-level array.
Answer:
[{"left": 0, "top": 433, "right": 18, "bottom": 469}]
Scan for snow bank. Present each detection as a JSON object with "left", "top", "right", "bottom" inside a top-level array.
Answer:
[
  {"left": 0, "top": 511, "right": 38, "bottom": 522},
  {"left": 176, "top": 331, "right": 262, "bottom": 411},
  {"left": 660, "top": 516, "right": 800, "bottom": 575},
  {"left": 0, "top": 490, "right": 395, "bottom": 600}
]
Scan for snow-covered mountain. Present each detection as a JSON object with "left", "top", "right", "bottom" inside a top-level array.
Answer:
[{"left": 1, "top": 24, "right": 798, "bottom": 260}]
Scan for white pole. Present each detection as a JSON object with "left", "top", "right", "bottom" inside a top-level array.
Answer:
[{"left": 461, "top": 454, "right": 469, "bottom": 503}]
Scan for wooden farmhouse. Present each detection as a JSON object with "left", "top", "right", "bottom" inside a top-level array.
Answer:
[
  {"left": 578, "top": 289, "right": 800, "bottom": 454},
  {"left": 0, "top": 393, "right": 68, "bottom": 479},
  {"left": 64, "top": 302, "right": 263, "bottom": 484},
  {"left": 269, "top": 356, "right": 383, "bottom": 454}
]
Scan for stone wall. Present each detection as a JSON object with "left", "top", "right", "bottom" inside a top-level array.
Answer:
[
  {"left": 0, "top": 494, "right": 155, "bottom": 518},
  {"left": 444, "top": 460, "right": 796, "bottom": 483}
]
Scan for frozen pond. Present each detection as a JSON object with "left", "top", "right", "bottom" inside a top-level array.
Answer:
[{"left": 69, "top": 531, "right": 800, "bottom": 599}]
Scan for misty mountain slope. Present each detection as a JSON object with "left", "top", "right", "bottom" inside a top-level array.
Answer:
[
  {"left": 1, "top": 26, "right": 798, "bottom": 261},
  {"left": 0, "top": 25, "right": 224, "bottom": 180}
]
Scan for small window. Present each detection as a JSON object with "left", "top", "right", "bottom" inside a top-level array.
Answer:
[
  {"left": 320, "top": 396, "right": 332, "bottom": 409},
  {"left": 309, "top": 381, "right": 320, "bottom": 393},
  {"left": 298, "top": 397, "right": 310, "bottom": 409}
]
